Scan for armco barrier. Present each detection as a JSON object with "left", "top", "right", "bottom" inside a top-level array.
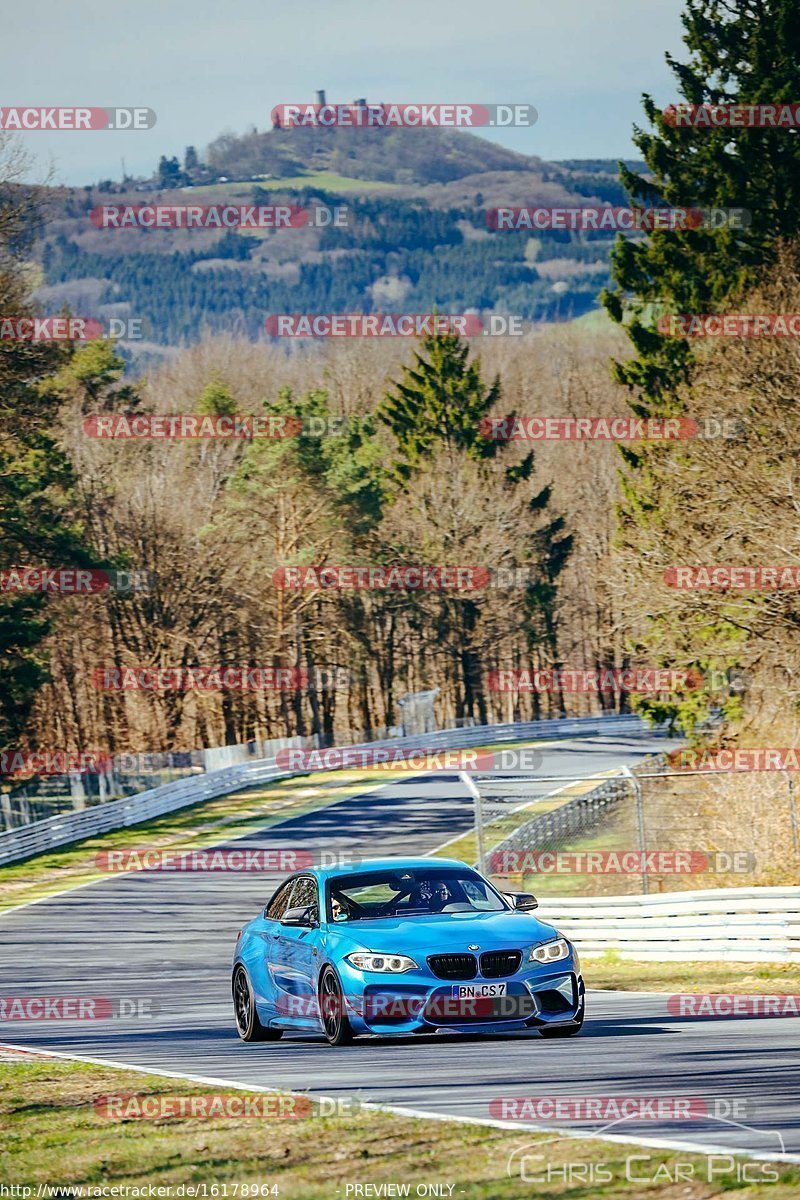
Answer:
[
  {"left": 535, "top": 887, "right": 800, "bottom": 963},
  {"left": 0, "top": 736, "right": 317, "bottom": 830},
  {"left": 0, "top": 713, "right": 654, "bottom": 866}
]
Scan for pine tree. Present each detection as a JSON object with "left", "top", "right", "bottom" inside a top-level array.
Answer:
[
  {"left": 603, "top": 0, "right": 800, "bottom": 407},
  {"left": 0, "top": 139, "right": 124, "bottom": 761},
  {"left": 378, "top": 331, "right": 501, "bottom": 478},
  {"left": 601, "top": 0, "right": 800, "bottom": 732},
  {"left": 157, "top": 155, "right": 184, "bottom": 188},
  {"left": 0, "top": 278, "right": 98, "bottom": 754},
  {"left": 379, "top": 332, "right": 572, "bottom": 721}
]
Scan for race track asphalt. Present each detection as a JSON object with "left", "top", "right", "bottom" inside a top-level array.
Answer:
[{"left": 2, "top": 732, "right": 798, "bottom": 1161}]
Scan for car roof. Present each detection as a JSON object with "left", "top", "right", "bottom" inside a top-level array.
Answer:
[{"left": 294, "top": 856, "right": 472, "bottom": 880}]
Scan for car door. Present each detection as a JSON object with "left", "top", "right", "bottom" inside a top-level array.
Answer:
[
  {"left": 266, "top": 875, "right": 322, "bottom": 1028},
  {"left": 242, "top": 878, "right": 296, "bottom": 1021}
]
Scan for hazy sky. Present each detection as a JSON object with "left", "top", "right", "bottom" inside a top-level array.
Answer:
[{"left": 2, "top": 0, "right": 687, "bottom": 185}]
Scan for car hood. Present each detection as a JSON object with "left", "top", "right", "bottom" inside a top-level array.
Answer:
[{"left": 326, "top": 908, "right": 560, "bottom": 955}]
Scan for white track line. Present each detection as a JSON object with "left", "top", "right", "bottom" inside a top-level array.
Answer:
[{"left": 0, "top": 1039, "right": 795, "bottom": 1164}]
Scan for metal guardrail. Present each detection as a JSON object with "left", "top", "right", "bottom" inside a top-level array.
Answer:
[
  {"left": 0, "top": 758, "right": 289, "bottom": 868},
  {"left": 0, "top": 713, "right": 654, "bottom": 866},
  {"left": 536, "top": 886, "right": 800, "bottom": 962},
  {"left": 0, "top": 736, "right": 318, "bottom": 830}
]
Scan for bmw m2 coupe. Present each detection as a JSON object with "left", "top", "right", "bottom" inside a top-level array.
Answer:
[{"left": 232, "top": 856, "right": 584, "bottom": 1045}]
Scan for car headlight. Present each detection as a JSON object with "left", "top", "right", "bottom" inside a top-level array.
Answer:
[
  {"left": 528, "top": 938, "right": 570, "bottom": 964},
  {"left": 345, "top": 952, "right": 418, "bottom": 973}
]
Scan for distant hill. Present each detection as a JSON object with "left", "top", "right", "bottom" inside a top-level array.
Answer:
[
  {"left": 33, "top": 128, "right": 642, "bottom": 355},
  {"left": 204, "top": 124, "right": 540, "bottom": 187}
]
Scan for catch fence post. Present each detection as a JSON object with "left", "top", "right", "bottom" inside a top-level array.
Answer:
[
  {"left": 621, "top": 764, "right": 648, "bottom": 895},
  {"left": 459, "top": 770, "right": 487, "bottom": 875}
]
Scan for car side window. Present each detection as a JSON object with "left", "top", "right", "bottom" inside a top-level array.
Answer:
[
  {"left": 265, "top": 881, "right": 295, "bottom": 921},
  {"left": 291, "top": 876, "right": 319, "bottom": 917}
]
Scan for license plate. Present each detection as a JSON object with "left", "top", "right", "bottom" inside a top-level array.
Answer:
[{"left": 452, "top": 982, "right": 508, "bottom": 999}]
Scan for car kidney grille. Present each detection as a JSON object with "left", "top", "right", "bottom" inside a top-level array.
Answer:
[
  {"left": 427, "top": 953, "right": 478, "bottom": 980},
  {"left": 480, "top": 950, "right": 522, "bottom": 978}
]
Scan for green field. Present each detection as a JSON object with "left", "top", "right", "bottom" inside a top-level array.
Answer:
[
  {"left": 586, "top": 952, "right": 800, "bottom": 993},
  {"left": 184, "top": 173, "right": 397, "bottom": 196},
  {"left": 1, "top": 1055, "right": 796, "bottom": 1197}
]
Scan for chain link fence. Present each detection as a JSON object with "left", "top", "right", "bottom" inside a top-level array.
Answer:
[
  {"left": 0, "top": 714, "right": 654, "bottom": 863},
  {"left": 465, "top": 756, "right": 800, "bottom": 896}
]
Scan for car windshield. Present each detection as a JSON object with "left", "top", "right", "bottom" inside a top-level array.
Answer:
[{"left": 327, "top": 868, "right": 507, "bottom": 921}]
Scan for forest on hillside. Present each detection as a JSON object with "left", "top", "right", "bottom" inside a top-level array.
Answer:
[
  {"left": 4, "top": 0, "right": 800, "bottom": 769},
  {"left": 36, "top": 170, "right": 627, "bottom": 349}
]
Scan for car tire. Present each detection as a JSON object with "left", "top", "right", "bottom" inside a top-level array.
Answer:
[
  {"left": 539, "top": 997, "right": 585, "bottom": 1039},
  {"left": 233, "top": 965, "right": 282, "bottom": 1042},
  {"left": 319, "top": 966, "right": 355, "bottom": 1046}
]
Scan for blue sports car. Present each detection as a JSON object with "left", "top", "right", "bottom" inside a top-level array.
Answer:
[{"left": 232, "top": 856, "right": 584, "bottom": 1045}]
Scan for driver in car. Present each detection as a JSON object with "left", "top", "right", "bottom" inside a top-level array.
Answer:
[
  {"left": 428, "top": 881, "right": 451, "bottom": 912},
  {"left": 413, "top": 879, "right": 451, "bottom": 912}
]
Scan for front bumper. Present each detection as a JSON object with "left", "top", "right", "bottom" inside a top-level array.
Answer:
[{"left": 336, "top": 958, "right": 584, "bottom": 1036}]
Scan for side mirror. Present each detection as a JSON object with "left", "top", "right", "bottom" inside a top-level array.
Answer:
[
  {"left": 503, "top": 891, "right": 538, "bottom": 911},
  {"left": 281, "top": 905, "right": 318, "bottom": 928}
]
